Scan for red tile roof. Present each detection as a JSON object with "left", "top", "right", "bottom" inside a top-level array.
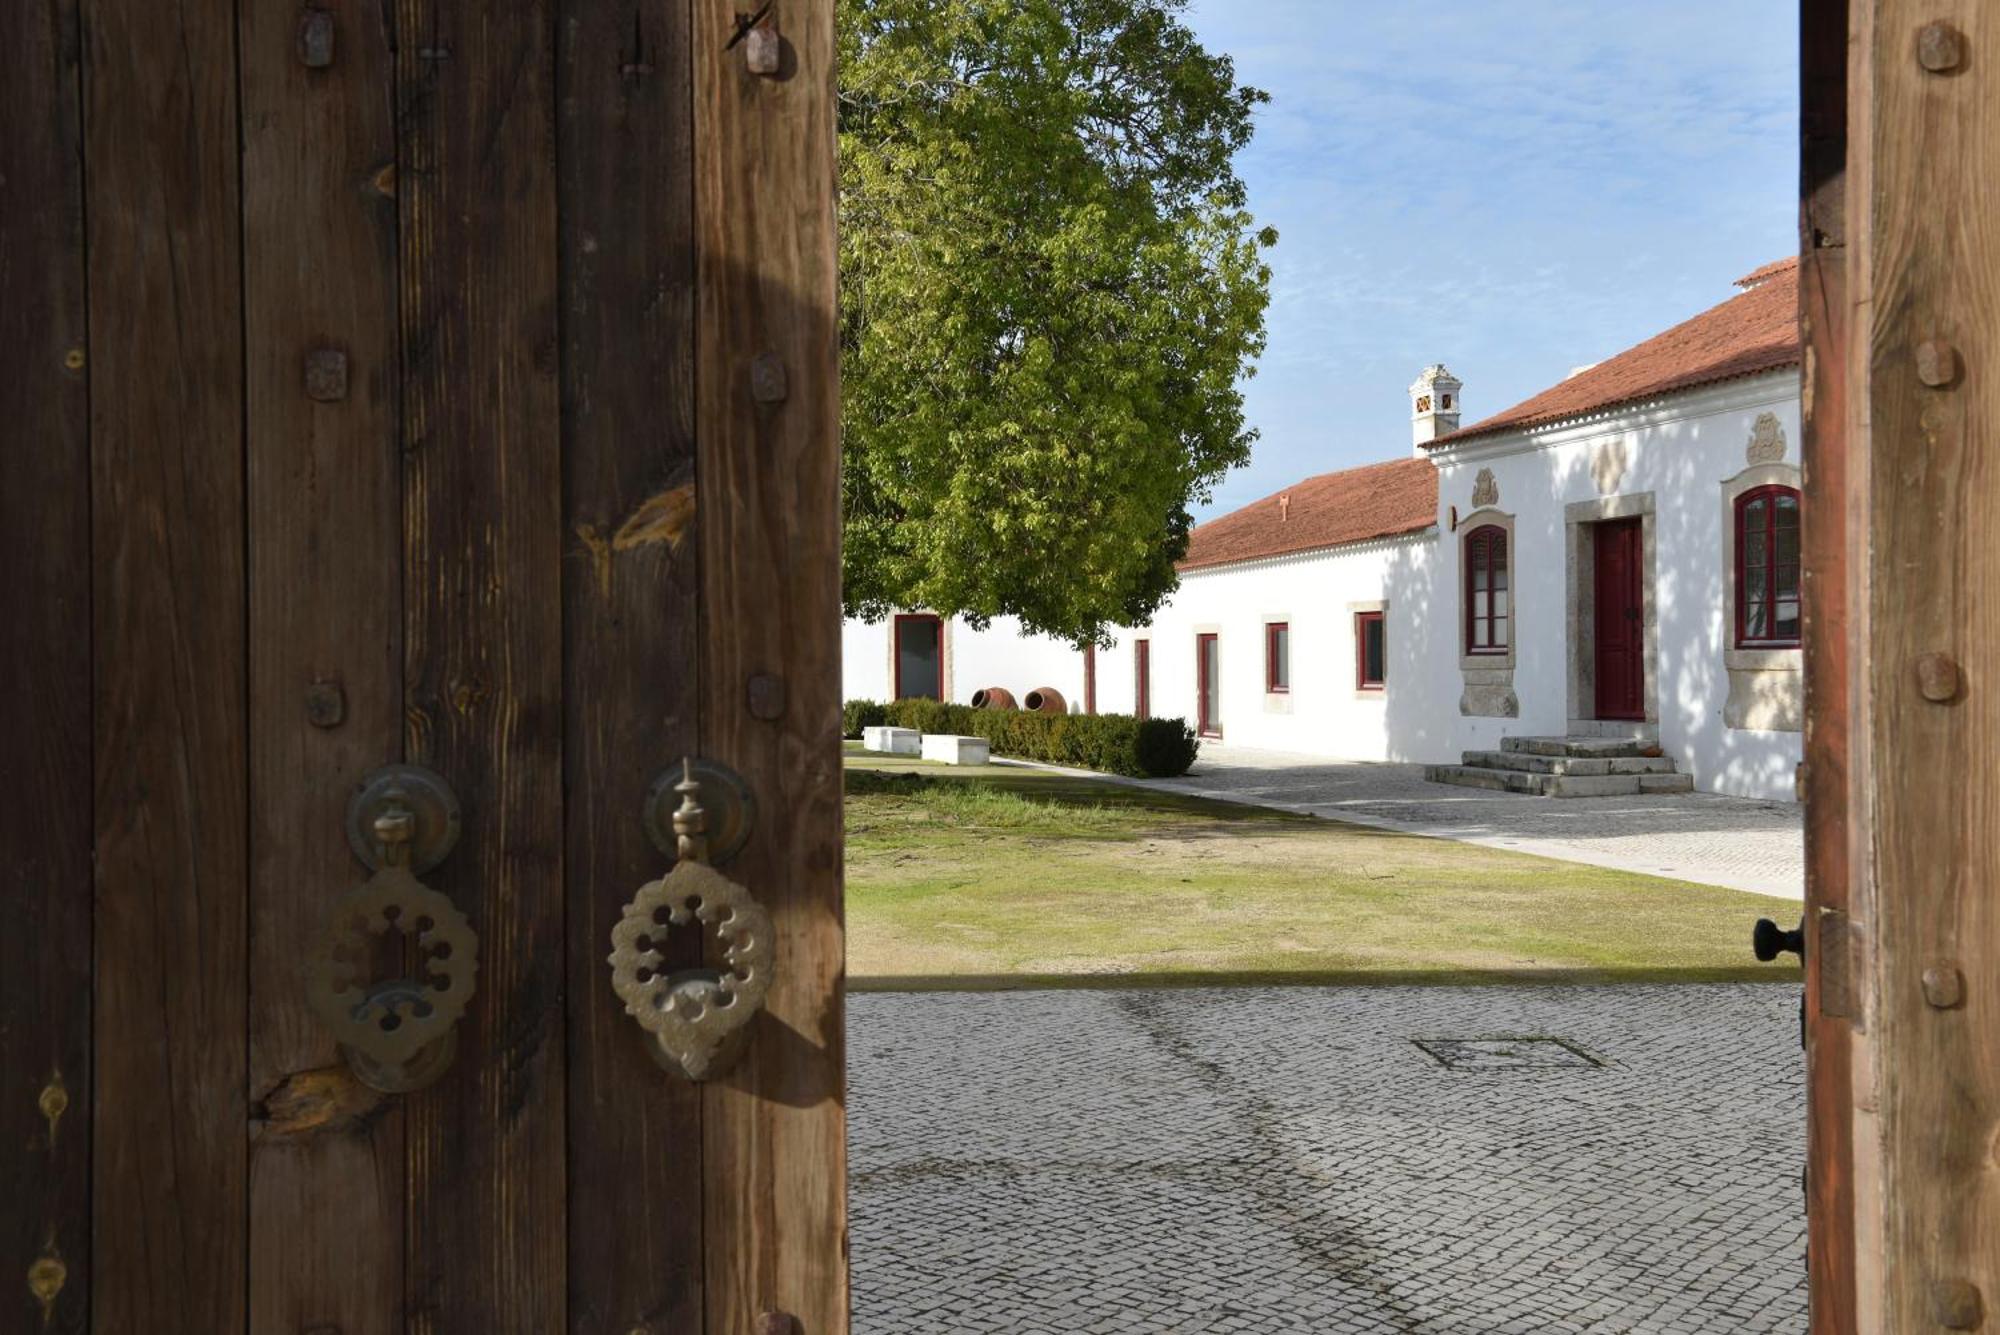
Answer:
[
  {"left": 1428, "top": 257, "right": 1801, "bottom": 449},
  {"left": 1180, "top": 456, "right": 1438, "bottom": 572}
]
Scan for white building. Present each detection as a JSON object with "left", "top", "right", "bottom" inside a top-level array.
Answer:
[{"left": 845, "top": 260, "right": 1804, "bottom": 801}]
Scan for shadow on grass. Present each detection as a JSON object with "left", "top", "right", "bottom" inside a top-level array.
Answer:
[
  {"left": 850, "top": 964, "right": 1803, "bottom": 994},
  {"left": 845, "top": 760, "right": 1319, "bottom": 827}
]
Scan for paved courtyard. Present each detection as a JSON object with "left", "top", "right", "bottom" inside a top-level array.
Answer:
[
  {"left": 852, "top": 984, "right": 1808, "bottom": 1335},
  {"left": 1112, "top": 746, "right": 1804, "bottom": 899}
]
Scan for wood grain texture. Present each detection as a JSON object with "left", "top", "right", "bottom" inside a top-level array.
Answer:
[
  {"left": 241, "top": 0, "right": 406, "bottom": 1330},
  {"left": 83, "top": 0, "right": 249, "bottom": 1324},
  {"left": 694, "top": 1, "right": 850, "bottom": 1330},
  {"left": 395, "top": 0, "right": 567, "bottom": 1328},
  {"left": 558, "top": 0, "right": 707, "bottom": 1329},
  {"left": 1798, "top": 4, "right": 1860, "bottom": 1331},
  {"left": 0, "top": 0, "right": 90, "bottom": 1329},
  {"left": 1861, "top": 2, "right": 2000, "bottom": 1328}
]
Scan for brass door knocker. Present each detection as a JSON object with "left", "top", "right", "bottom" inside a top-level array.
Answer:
[
  {"left": 607, "top": 758, "right": 772, "bottom": 1081},
  {"left": 305, "top": 765, "right": 478, "bottom": 1093}
]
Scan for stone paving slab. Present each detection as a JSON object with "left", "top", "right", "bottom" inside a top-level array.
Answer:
[
  {"left": 852, "top": 984, "right": 1808, "bottom": 1335},
  {"left": 1010, "top": 746, "right": 1805, "bottom": 900}
]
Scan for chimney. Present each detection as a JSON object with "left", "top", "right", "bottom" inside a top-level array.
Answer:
[{"left": 1410, "top": 363, "right": 1462, "bottom": 454}]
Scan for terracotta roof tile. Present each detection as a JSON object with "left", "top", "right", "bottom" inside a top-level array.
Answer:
[
  {"left": 1180, "top": 456, "right": 1437, "bottom": 572},
  {"left": 1428, "top": 258, "right": 1800, "bottom": 449}
]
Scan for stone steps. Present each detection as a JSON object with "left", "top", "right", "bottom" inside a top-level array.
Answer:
[
  {"left": 1425, "top": 735, "right": 1694, "bottom": 797},
  {"left": 1459, "top": 749, "right": 1679, "bottom": 777}
]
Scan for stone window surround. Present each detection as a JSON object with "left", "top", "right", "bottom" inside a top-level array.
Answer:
[
  {"left": 1564, "top": 492, "right": 1660, "bottom": 734},
  {"left": 1347, "top": 599, "right": 1389, "bottom": 700},
  {"left": 1457, "top": 508, "right": 1519, "bottom": 718},
  {"left": 1261, "top": 612, "right": 1293, "bottom": 713},
  {"left": 1720, "top": 462, "right": 1804, "bottom": 732}
]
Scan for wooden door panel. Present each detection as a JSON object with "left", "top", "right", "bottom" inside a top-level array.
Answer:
[
  {"left": 240, "top": 0, "right": 406, "bottom": 1330},
  {"left": 559, "top": 0, "right": 707, "bottom": 1327},
  {"left": 1593, "top": 519, "right": 1644, "bottom": 721},
  {"left": 83, "top": 0, "right": 251, "bottom": 1325},
  {"left": 695, "top": 0, "right": 849, "bottom": 1328},
  {"left": 0, "top": 0, "right": 91, "bottom": 1328},
  {"left": 393, "top": 0, "right": 569, "bottom": 1326},
  {"left": 22, "top": 0, "right": 845, "bottom": 1324}
]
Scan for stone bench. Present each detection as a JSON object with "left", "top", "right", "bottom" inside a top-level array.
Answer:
[
  {"left": 862, "top": 725, "right": 921, "bottom": 756},
  {"left": 920, "top": 734, "right": 991, "bottom": 766}
]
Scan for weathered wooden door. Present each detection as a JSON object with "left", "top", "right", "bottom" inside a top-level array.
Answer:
[
  {"left": 1593, "top": 518, "right": 1645, "bottom": 721},
  {"left": 3, "top": 1, "right": 845, "bottom": 1331}
]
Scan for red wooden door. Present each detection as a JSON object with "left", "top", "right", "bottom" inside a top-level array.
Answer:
[
  {"left": 1196, "top": 633, "right": 1220, "bottom": 737},
  {"left": 1593, "top": 518, "right": 1645, "bottom": 720}
]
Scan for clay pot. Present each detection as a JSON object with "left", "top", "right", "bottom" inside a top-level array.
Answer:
[
  {"left": 970, "top": 687, "right": 1018, "bottom": 710},
  {"left": 1023, "top": 687, "right": 1066, "bottom": 714}
]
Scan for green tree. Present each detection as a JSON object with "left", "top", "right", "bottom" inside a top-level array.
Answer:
[{"left": 839, "top": 0, "right": 1275, "bottom": 646}]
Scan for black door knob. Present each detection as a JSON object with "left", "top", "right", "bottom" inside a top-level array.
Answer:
[{"left": 1753, "top": 917, "right": 1806, "bottom": 963}]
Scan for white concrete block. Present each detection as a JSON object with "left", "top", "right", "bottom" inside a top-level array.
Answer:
[
  {"left": 920, "top": 734, "right": 991, "bottom": 766},
  {"left": 863, "top": 726, "right": 921, "bottom": 755}
]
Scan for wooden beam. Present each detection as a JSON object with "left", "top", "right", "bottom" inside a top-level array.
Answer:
[
  {"left": 559, "top": 0, "right": 706, "bottom": 1327},
  {"left": 1800, "top": 2, "right": 1863, "bottom": 1332},
  {"left": 83, "top": 0, "right": 250, "bottom": 1323},
  {"left": 694, "top": 0, "right": 850, "bottom": 1329},
  {"left": 1855, "top": 1, "right": 2000, "bottom": 1328},
  {"left": 394, "top": 0, "right": 567, "bottom": 1326},
  {"left": 0, "top": 0, "right": 90, "bottom": 1328},
  {"left": 240, "top": 0, "right": 405, "bottom": 1329}
]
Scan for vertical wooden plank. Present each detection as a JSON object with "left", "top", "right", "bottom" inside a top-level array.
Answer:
[
  {"left": 1799, "top": 4, "right": 1863, "bottom": 1332},
  {"left": 0, "top": 0, "right": 90, "bottom": 1328},
  {"left": 559, "top": 0, "right": 706, "bottom": 1329},
  {"left": 694, "top": 2, "right": 849, "bottom": 1331},
  {"left": 394, "top": 0, "right": 567, "bottom": 1328},
  {"left": 1861, "top": 2, "right": 2000, "bottom": 1330},
  {"left": 241, "top": 1, "right": 405, "bottom": 1331},
  {"left": 83, "top": 0, "right": 249, "bottom": 1323}
]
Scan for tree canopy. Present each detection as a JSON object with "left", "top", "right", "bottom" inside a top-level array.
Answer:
[{"left": 839, "top": 0, "right": 1275, "bottom": 646}]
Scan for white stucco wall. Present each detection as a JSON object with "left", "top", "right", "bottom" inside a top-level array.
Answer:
[
  {"left": 843, "top": 369, "right": 1804, "bottom": 801},
  {"left": 1090, "top": 533, "right": 1434, "bottom": 762},
  {"left": 1414, "top": 370, "right": 1804, "bottom": 801},
  {"left": 842, "top": 614, "right": 1091, "bottom": 711}
]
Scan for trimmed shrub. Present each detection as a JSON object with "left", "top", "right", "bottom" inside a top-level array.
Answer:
[
  {"left": 874, "top": 699, "right": 1199, "bottom": 778},
  {"left": 842, "top": 698, "right": 888, "bottom": 738}
]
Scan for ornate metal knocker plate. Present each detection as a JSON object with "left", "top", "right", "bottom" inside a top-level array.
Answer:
[
  {"left": 305, "top": 766, "right": 478, "bottom": 1093},
  {"left": 608, "top": 759, "right": 773, "bottom": 1080}
]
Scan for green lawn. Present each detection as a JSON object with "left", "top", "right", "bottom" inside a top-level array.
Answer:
[{"left": 844, "top": 747, "right": 1799, "bottom": 990}]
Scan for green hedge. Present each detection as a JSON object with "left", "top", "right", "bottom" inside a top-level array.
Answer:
[
  {"left": 852, "top": 698, "right": 1199, "bottom": 778},
  {"left": 842, "top": 698, "right": 889, "bottom": 738}
]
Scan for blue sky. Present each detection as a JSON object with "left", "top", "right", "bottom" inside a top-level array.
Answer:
[{"left": 1180, "top": 1, "right": 1798, "bottom": 520}]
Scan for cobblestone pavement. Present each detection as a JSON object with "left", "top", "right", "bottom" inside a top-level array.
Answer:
[
  {"left": 852, "top": 984, "right": 1807, "bottom": 1335},
  {"left": 1098, "top": 746, "right": 1804, "bottom": 900}
]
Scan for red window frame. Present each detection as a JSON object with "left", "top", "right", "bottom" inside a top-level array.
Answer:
[
  {"left": 1083, "top": 644, "right": 1097, "bottom": 714},
  {"left": 1735, "top": 485, "right": 1802, "bottom": 649},
  {"left": 1464, "top": 525, "right": 1509, "bottom": 655},
  {"left": 1265, "top": 621, "right": 1290, "bottom": 693},
  {"left": 1196, "top": 633, "right": 1221, "bottom": 738},
  {"left": 1134, "top": 639, "right": 1151, "bottom": 719},
  {"left": 891, "top": 612, "right": 944, "bottom": 700},
  {"left": 1355, "top": 611, "right": 1386, "bottom": 691}
]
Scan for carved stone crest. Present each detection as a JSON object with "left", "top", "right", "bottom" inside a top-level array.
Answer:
[
  {"left": 1471, "top": 468, "right": 1499, "bottom": 509},
  {"left": 1746, "top": 412, "right": 1787, "bottom": 465}
]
